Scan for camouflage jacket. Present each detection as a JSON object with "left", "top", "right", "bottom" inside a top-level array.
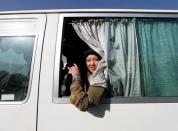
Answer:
[{"left": 69, "top": 80, "right": 105, "bottom": 111}]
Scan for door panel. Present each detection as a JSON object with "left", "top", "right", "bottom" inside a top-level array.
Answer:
[{"left": 0, "top": 14, "right": 46, "bottom": 131}]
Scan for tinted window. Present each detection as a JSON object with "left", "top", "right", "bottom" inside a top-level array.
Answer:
[{"left": 0, "top": 36, "right": 35, "bottom": 101}]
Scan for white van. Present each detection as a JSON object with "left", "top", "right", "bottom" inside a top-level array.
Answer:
[{"left": 0, "top": 9, "right": 178, "bottom": 131}]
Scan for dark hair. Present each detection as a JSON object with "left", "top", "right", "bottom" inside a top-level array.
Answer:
[{"left": 84, "top": 49, "right": 101, "bottom": 60}]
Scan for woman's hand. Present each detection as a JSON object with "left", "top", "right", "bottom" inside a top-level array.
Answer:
[{"left": 68, "top": 63, "right": 80, "bottom": 77}]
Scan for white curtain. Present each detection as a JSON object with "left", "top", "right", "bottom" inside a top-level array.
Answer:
[
  {"left": 72, "top": 19, "right": 108, "bottom": 88},
  {"left": 108, "top": 18, "right": 141, "bottom": 96}
]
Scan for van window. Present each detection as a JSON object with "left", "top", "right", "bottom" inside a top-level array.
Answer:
[
  {"left": 0, "top": 36, "right": 35, "bottom": 101},
  {"left": 57, "top": 17, "right": 178, "bottom": 99}
]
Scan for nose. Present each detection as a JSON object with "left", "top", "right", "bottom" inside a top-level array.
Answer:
[{"left": 90, "top": 60, "right": 95, "bottom": 65}]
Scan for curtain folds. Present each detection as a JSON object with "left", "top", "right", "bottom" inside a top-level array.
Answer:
[
  {"left": 137, "top": 19, "right": 178, "bottom": 96},
  {"left": 108, "top": 18, "right": 141, "bottom": 96}
]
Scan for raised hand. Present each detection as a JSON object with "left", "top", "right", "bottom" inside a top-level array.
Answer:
[{"left": 67, "top": 63, "right": 80, "bottom": 77}]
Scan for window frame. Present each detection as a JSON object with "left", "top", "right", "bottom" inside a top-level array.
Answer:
[
  {"left": 0, "top": 35, "right": 37, "bottom": 104},
  {"left": 53, "top": 12, "right": 178, "bottom": 104}
]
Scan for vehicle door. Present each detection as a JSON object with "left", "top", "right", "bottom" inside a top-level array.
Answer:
[{"left": 0, "top": 14, "right": 46, "bottom": 131}]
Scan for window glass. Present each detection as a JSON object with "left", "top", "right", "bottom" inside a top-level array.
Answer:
[
  {"left": 58, "top": 17, "right": 178, "bottom": 98},
  {"left": 0, "top": 36, "right": 35, "bottom": 101}
]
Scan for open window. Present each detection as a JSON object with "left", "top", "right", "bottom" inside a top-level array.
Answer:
[
  {"left": 54, "top": 14, "right": 178, "bottom": 103},
  {"left": 58, "top": 18, "right": 90, "bottom": 97}
]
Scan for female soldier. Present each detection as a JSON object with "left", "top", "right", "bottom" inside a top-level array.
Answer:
[{"left": 68, "top": 49, "right": 105, "bottom": 111}]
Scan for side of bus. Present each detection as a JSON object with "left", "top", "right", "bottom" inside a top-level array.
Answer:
[{"left": 0, "top": 10, "right": 178, "bottom": 131}]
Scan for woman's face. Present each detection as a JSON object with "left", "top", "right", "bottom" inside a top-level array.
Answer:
[{"left": 86, "top": 54, "right": 100, "bottom": 74}]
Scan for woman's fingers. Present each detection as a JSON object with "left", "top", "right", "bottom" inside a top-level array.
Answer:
[
  {"left": 67, "top": 63, "right": 80, "bottom": 76},
  {"left": 73, "top": 63, "right": 78, "bottom": 68}
]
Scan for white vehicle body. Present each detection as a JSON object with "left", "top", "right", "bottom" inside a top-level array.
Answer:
[{"left": 0, "top": 9, "right": 178, "bottom": 131}]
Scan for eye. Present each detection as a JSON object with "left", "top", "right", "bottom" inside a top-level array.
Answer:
[
  {"left": 86, "top": 59, "right": 91, "bottom": 62},
  {"left": 93, "top": 58, "right": 99, "bottom": 61}
]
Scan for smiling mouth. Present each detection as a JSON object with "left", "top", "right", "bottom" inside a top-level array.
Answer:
[{"left": 90, "top": 67, "right": 96, "bottom": 70}]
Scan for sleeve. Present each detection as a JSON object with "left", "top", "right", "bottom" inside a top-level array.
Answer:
[
  {"left": 69, "top": 80, "right": 89, "bottom": 111},
  {"left": 69, "top": 80, "right": 105, "bottom": 112}
]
